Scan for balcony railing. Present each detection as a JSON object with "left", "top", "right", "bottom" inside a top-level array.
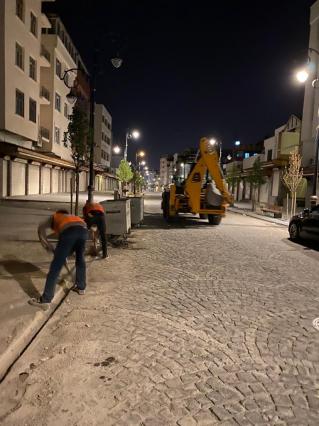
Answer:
[
  {"left": 41, "top": 45, "right": 51, "bottom": 63},
  {"left": 40, "top": 86, "right": 50, "bottom": 101}
]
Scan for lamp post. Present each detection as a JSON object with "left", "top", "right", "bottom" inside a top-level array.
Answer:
[
  {"left": 124, "top": 129, "right": 140, "bottom": 162},
  {"left": 60, "top": 52, "right": 122, "bottom": 203},
  {"left": 296, "top": 47, "right": 319, "bottom": 207},
  {"left": 136, "top": 150, "right": 145, "bottom": 171}
]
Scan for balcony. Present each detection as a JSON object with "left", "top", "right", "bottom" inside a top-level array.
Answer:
[
  {"left": 40, "top": 127, "right": 50, "bottom": 142},
  {"left": 40, "top": 86, "right": 50, "bottom": 104},
  {"left": 39, "top": 45, "right": 51, "bottom": 67}
]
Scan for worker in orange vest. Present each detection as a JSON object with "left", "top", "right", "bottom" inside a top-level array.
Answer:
[
  {"left": 29, "top": 209, "right": 88, "bottom": 310},
  {"left": 83, "top": 201, "right": 107, "bottom": 258}
]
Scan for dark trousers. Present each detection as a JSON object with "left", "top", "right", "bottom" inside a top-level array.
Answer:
[
  {"left": 42, "top": 226, "right": 88, "bottom": 303},
  {"left": 86, "top": 211, "right": 107, "bottom": 257}
]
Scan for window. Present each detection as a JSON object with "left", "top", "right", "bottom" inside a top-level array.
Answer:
[
  {"left": 30, "top": 12, "right": 37, "bottom": 37},
  {"left": 56, "top": 59, "right": 61, "bottom": 78},
  {"left": 55, "top": 93, "right": 61, "bottom": 111},
  {"left": 267, "top": 149, "right": 273, "bottom": 161},
  {"left": 29, "top": 98, "right": 36, "bottom": 122},
  {"left": 244, "top": 153, "right": 250, "bottom": 159},
  {"left": 29, "top": 57, "right": 36, "bottom": 80},
  {"left": 64, "top": 103, "right": 68, "bottom": 118},
  {"left": 15, "top": 43, "right": 24, "bottom": 70},
  {"left": 54, "top": 126, "right": 60, "bottom": 144},
  {"left": 15, "top": 90, "right": 24, "bottom": 117},
  {"left": 106, "top": 136, "right": 111, "bottom": 145},
  {"left": 16, "top": 0, "right": 24, "bottom": 21}
]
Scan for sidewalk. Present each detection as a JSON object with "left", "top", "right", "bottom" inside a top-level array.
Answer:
[
  {"left": 5, "top": 191, "right": 114, "bottom": 204},
  {"left": 229, "top": 201, "right": 290, "bottom": 227},
  {"left": 0, "top": 195, "right": 104, "bottom": 380}
]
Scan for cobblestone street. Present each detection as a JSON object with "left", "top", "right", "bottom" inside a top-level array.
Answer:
[{"left": 1, "top": 194, "right": 319, "bottom": 425}]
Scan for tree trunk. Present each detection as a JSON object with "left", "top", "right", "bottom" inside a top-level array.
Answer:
[
  {"left": 75, "top": 167, "right": 80, "bottom": 216},
  {"left": 286, "top": 193, "right": 289, "bottom": 220}
]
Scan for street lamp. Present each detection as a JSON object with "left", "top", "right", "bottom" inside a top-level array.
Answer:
[
  {"left": 113, "top": 145, "right": 121, "bottom": 155},
  {"left": 124, "top": 129, "right": 140, "bottom": 162},
  {"left": 60, "top": 54, "right": 122, "bottom": 203},
  {"left": 296, "top": 47, "right": 319, "bottom": 206},
  {"left": 136, "top": 150, "right": 145, "bottom": 170}
]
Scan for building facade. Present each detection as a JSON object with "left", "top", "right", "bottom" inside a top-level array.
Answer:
[
  {"left": 94, "top": 103, "right": 112, "bottom": 170},
  {"left": 0, "top": 0, "right": 117, "bottom": 197},
  {"left": 225, "top": 115, "right": 304, "bottom": 208}
]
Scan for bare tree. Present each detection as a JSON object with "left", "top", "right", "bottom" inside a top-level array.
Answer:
[
  {"left": 282, "top": 149, "right": 303, "bottom": 218},
  {"left": 64, "top": 106, "right": 89, "bottom": 214}
]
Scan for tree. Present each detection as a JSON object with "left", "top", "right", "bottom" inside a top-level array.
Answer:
[
  {"left": 132, "top": 171, "right": 145, "bottom": 194},
  {"left": 282, "top": 149, "right": 303, "bottom": 218},
  {"left": 116, "top": 160, "right": 133, "bottom": 196},
  {"left": 247, "top": 157, "right": 266, "bottom": 211},
  {"left": 226, "top": 163, "right": 240, "bottom": 201},
  {"left": 63, "top": 105, "right": 89, "bottom": 215}
]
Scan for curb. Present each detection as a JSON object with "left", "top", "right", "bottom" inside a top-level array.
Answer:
[
  {"left": 0, "top": 280, "right": 72, "bottom": 381},
  {"left": 228, "top": 207, "right": 289, "bottom": 228}
]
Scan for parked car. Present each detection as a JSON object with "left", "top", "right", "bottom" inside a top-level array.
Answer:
[{"left": 289, "top": 205, "right": 319, "bottom": 241}]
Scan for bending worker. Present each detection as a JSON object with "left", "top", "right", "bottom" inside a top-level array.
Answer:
[
  {"left": 29, "top": 209, "right": 88, "bottom": 310},
  {"left": 83, "top": 201, "right": 107, "bottom": 258}
]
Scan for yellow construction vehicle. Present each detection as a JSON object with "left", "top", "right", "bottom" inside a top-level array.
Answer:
[{"left": 161, "top": 137, "right": 233, "bottom": 225}]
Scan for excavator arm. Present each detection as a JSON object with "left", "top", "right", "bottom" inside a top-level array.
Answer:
[{"left": 185, "top": 137, "right": 232, "bottom": 212}]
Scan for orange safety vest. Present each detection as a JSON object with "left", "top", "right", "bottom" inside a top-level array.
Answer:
[
  {"left": 52, "top": 213, "right": 85, "bottom": 235},
  {"left": 83, "top": 202, "right": 104, "bottom": 216}
]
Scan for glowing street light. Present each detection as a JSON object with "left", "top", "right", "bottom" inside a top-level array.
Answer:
[
  {"left": 235, "top": 140, "right": 241, "bottom": 146},
  {"left": 209, "top": 138, "right": 217, "bottom": 146},
  {"left": 113, "top": 145, "right": 121, "bottom": 155},
  {"left": 296, "top": 70, "right": 309, "bottom": 83}
]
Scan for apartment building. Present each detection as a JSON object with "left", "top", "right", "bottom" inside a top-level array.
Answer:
[
  {"left": 94, "top": 104, "right": 112, "bottom": 169},
  {"left": 0, "top": 0, "right": 51, "bottom": 149},
  {"left": 225, "top": 115, "right": 304, "bottom": 207},
  {"left": 0, "top": 1, "right": 118, "bottom": 196},
  {"left": 40, "top": 14, "right": 89, "bottom": 163}
]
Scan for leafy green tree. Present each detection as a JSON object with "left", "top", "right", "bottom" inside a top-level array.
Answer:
[
  {"left": 247, "top": 157, "right": 266, "bottom": 211},
  {"left": 116, "top": 160, "right": 133, "bottom": 195},
  {"left": 63, "top": 106, "right": 89, "bottom": 214},
  {"left": 132, "top": 171, "right": 145, "bottom": 194}
]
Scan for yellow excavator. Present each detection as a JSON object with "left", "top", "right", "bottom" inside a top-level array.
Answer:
[{"left": 161, "top": 137, "right": 233, "bottom": 225}]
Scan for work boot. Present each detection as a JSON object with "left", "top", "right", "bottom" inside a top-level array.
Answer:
[
  {"left": 71, "top": 285, "right": 85, "bottom": 295},
  {"left": 28, "top": 297, "right": 50, "bottom": 311}
]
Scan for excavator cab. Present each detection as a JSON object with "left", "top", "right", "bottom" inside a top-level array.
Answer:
[{"left": 162, "top": 137, "right": 233, "bottom": 225}]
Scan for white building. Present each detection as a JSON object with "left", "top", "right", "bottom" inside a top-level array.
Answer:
[
  {"left": 40, "top": 14, "right": 88, "bottom": 163},
  {"left": 300, "top": 0, "right": 319, "bottom": 170},
  {"left": 160, "top": 154, "right": 176, "bottom": 186},
  {"left": 94, "top": 103, "right": 112, "bottom": 169},
  {"left": 0, "top": 0, "right": 52, "bottom": 149},
  {"left": 0, "top": 1, "right": 118, "bottom": 196}
]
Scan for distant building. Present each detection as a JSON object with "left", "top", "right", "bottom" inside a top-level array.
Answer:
[
  {"left": 160, "top": 155, "right": 175, "bottom": 186},
  {"left": 94, "top": 104, "right": 112, "bottom": 170}
]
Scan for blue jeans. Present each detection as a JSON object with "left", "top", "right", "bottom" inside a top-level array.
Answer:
[{"left": 42, "top": 226, "right": 88, "bottom": 303}]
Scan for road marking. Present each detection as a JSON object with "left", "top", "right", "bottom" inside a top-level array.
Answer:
[{"left": 312, "top": 317, "right": 319, "bottom": 331}]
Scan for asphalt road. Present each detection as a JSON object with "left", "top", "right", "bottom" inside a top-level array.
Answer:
[{"left": 1, "top": 193, "right": 319, "bottom": 425}]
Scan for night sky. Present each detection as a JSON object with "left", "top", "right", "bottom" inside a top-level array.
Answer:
[{"left": 44, "top": 0, "right": 314, "bottom": 169}]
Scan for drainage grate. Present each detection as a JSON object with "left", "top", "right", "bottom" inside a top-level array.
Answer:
[{"left": 312, "top": 318, "right": 319, "bottom": 331}]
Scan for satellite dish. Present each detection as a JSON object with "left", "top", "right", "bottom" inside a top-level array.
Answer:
[{"left": 111, "top": 57, "right": 123, "bottom": 68}]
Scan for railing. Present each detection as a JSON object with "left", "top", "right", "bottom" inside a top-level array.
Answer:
[
  {"left": 41, "top": 45, "right": 51, "bottom": 63},
  {"left": 40, "top": 86, "right": 50, "bottom": 101},
  {"left": 40, "top": 127, "right": 50, "bottom": 141}
]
